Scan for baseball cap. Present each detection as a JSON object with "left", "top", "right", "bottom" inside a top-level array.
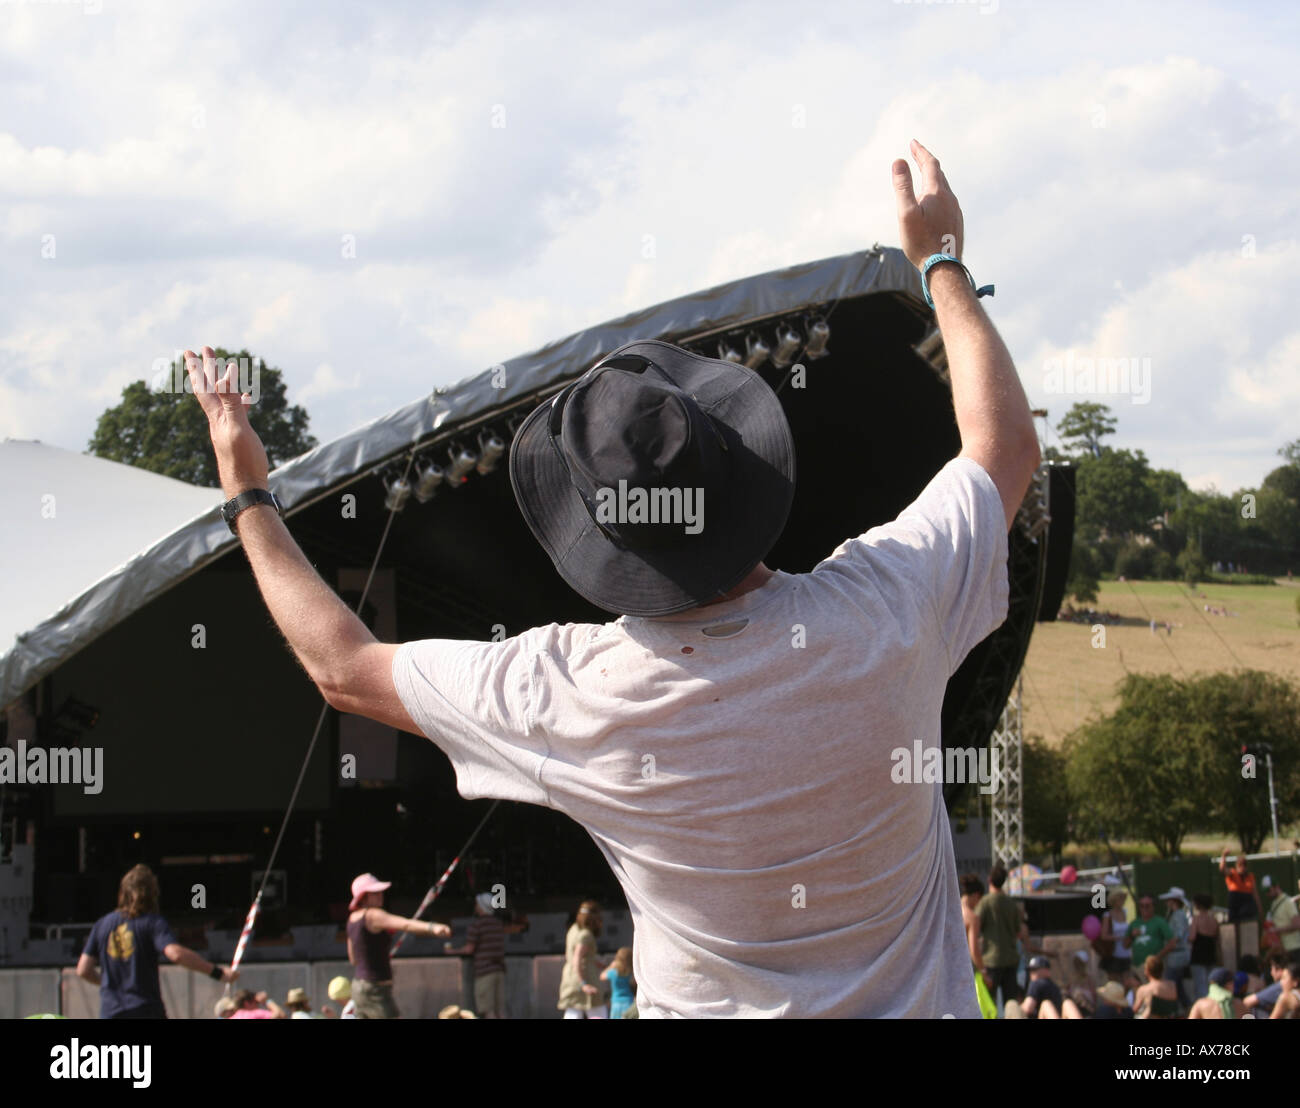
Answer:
[
  {"left": 327, "top": 976, "right": 351, "bottom": 1002},
  {"left": 1028, "top": 955, "right": 1050, "bottom": 971}
]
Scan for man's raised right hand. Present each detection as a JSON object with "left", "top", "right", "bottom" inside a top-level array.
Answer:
[{"left": 892, "top": 139, "right": 964, "bottom": 268}]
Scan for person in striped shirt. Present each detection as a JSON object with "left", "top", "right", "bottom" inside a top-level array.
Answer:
[{"left": 446, "top": 893, "right": 508, "bottom": 1018}]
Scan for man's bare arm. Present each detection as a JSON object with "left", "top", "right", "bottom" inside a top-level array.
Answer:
[
  {"left": 892, "top": 141, "right": 1040, "bottom": 529},
  {"left": 185, "top": 347, "right": 417, "bottom": 733}
]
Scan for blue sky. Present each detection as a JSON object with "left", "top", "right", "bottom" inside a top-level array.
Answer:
[{"left": 2, "top": 0, "right": 1297, "bottom": 492}]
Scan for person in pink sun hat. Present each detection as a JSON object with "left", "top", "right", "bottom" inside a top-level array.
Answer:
[{"left": 347, "top": 872, "right": 452, "bottom": 1019}]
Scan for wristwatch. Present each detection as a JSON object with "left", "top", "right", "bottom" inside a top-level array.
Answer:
[{"left": 221, "top": 488, "right": 283, "bottom": 534}]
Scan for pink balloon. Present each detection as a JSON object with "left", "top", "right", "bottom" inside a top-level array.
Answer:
[
  {"left": 1081, "top": 914, "right": 1101, "bottom": 941},
  {"left": 1061, "top": 865, "right": 1078, "bottom": 885}
]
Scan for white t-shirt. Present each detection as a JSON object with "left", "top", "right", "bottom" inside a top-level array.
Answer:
[{"left": 392, "top": 456, "right": 1009, "bottom": 1017}]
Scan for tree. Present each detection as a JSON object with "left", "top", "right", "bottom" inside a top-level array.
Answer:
[
  {"left": 1066, "top": 674, "right": 1212, "bottom": 858},
  {"left": 1057, "top": 402, "right": 1117, "bottom": 459},
  {"left": 1065, "top": 535, "right": 1101, "bottom": 603},
  {"left": 1075, "top": 448, "right": 1160, "bottom": 538},
  {"left": 1177, "top": 538, "right": 1207, "bottom": 586},
  {"left": 1023, "top": 734, "right": 1071, "bottom": 868},
  {"left": 88, "top": 348, "right": 317, "bottom": 487},
  {"left": 1188, "top": 671, "right": 1300, "bottom": 854}
]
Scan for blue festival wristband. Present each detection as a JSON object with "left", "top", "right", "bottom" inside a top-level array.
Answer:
[{"left": 919, "top": 253, "right": 995, "bottom": 310}]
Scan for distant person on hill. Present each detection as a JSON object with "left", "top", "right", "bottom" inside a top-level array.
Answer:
[{"left": 76, "top": 863, "right": 237, "bottom": 1019}]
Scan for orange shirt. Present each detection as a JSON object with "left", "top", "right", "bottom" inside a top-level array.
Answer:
[{"left": 1225, "top": 870, "right": 1255, "bottom": 894}]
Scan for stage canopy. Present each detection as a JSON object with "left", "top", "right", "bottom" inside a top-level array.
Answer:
[{"left": 1, "top": 246, "right": 926, "bottom": 709}]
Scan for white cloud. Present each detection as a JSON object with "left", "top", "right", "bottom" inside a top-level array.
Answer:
[{"left": 1, "top": 0, "right": 1298, "bottom": 489}]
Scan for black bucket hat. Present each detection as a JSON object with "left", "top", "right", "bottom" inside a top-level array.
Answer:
[{"left": 509, "top": 339, "right": 796, "bottom": 616}]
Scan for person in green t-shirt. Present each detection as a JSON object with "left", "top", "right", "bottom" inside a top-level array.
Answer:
[{"left": 1125, "top": 894, "right": 1175, "bottom": 978}]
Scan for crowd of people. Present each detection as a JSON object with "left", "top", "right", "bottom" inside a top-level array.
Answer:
[
  {"left": 76, "top": 864, "right": 640, "bottom": 1020},
  {"left": 962, "top": 858, "right": 1300, "bottom": 1019}
]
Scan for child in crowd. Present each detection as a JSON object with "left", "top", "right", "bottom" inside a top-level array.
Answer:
[{"left": 602, "top": 946, "right": 636, "bottom": 1019}]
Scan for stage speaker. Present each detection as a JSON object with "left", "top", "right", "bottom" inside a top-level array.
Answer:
[{"left": 1036, "top": 463, "right": 1075, "bottom": 622}]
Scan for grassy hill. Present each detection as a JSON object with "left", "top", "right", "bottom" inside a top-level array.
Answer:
[{"left": 1021, "top": 578, "right": 1300, "bottom": 747}]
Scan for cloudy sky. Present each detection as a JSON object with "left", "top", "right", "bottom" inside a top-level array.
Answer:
[{"left": 2, "top": 0, "right": 1296, "bottom": 492}]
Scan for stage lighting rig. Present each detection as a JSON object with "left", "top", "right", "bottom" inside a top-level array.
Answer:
[
  {"left": 445, "top": 444, "right": 478, "bottom": 487},
  {"left": 412, "top": 459, "right": 445, "bottom": 503},
  {"left": 771, "top": 324, "right": 802, "bottom": 370},
  {"left": 717, "top": 341, "right": 743, "bottom": 364},
  {"left": 476, "top": 431, "right": 506, "bottom": 475},
  {"left": 382, "top": 471, "right": 412, "bottom": 512},
  {"left": 743, "top": 333, "right": 770, "bottom": 370},
  {"left": 803, "top": 318, "right": 830, "bottom": 360}
]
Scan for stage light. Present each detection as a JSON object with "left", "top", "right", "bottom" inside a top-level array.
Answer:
[
  {"left": 445, "top": 445, "right": 478, "bottom": 486},
  {"left": 771, "top": 325, "right": 802, "bottom": 370},
  {"left": 412, "top": 460, "right": 445, "bottom": 503},
  {"left": 383, "top": 474, "right": 412, "bottom": 512},
  {"left": 476, "top": 432, "right": 506, "bottom": 475},
  {"left": 717, "top": 341, "right": 743, "bottom": 364},
  {"left": 743, "top": 333, "right": 770, "bottom": 370},
  {"left": 803, "top": 319, "right": 830, "bottom": 360}
]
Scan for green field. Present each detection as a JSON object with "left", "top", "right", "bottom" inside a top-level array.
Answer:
[{"left": 1021, "top": 579, "right": 1300, "bottom": 747}]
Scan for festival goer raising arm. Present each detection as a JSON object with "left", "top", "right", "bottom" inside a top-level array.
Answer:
[{"left": 892, "top": 140, "right": 1040, "bottom": 529}]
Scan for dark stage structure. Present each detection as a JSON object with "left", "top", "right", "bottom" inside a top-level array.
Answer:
[{"left": 3, "top": 247, "right": 1072, "bottom": 938}]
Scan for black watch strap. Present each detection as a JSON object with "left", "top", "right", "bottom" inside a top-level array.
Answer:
[{"left": 222, "top": 489, "right": 282, "bottom": 534}]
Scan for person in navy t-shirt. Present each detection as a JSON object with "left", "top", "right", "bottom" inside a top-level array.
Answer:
[{"left": 76, "top": 864, "right": 238, "bottom": 1019}]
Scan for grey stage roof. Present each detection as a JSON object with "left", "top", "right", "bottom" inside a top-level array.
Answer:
[{"left": 0, "top": 246, "right": 923, "bottom": 706}]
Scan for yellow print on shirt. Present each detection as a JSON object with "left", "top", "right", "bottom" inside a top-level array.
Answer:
[{"left": 107, "top": 922, "right": 135, "bottom": 961}]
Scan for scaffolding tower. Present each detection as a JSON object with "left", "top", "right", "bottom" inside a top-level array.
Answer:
[{"left": 990, "top": 673, "right": 1024, "bottom": 870}]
